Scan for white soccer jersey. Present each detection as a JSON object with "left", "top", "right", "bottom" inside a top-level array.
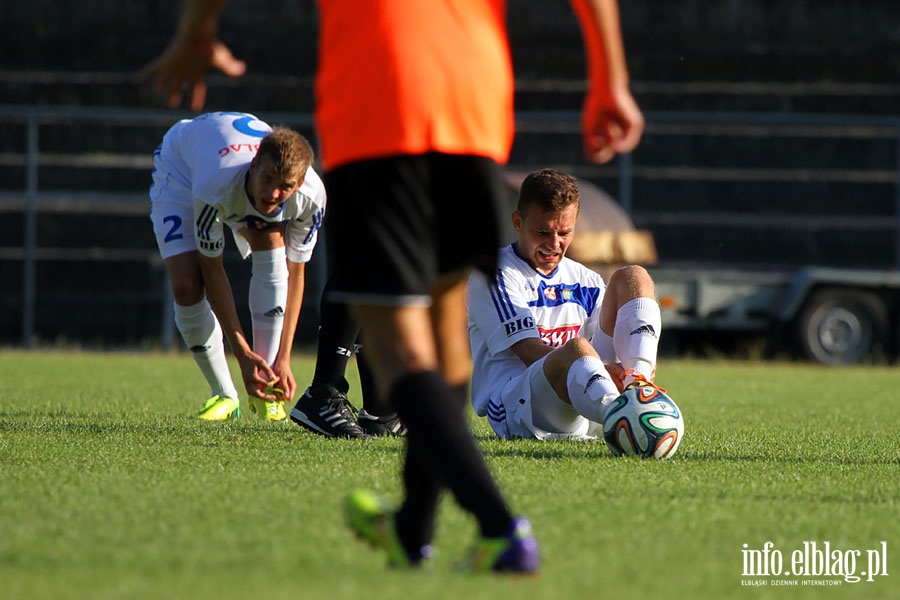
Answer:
[
  {"left": 467, "top": 243, "right": 607, "bottom": 418},
  {"left": 150, "top": 111, "right": 325, "bottom": 263}
]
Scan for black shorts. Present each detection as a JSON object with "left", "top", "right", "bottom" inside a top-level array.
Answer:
[{"left": 324, "top": 153, "right": 510, "bottom": 305}]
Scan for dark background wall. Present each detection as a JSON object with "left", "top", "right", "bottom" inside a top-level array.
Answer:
[
  {"left": 3, "top": 1, "right": 900, "bottom": 106},
  {"left": 4, "top": 1, "right": 900, "bottom": 79}
]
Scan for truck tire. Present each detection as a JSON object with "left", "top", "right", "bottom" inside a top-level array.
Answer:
[{"left": 796, "top": 289, "right": 888, "bottom": 365}]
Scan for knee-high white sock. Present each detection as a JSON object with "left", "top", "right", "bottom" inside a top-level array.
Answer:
[
  {"left": 566, "top": 355, "right": 621, "bottom": 423},
  {"left": 249, "top": 247, "right": 288, "bottom": 365},
  {"left": 613, "top": 298, "right": 662, "bottom": 384},
  {"left": 174, "top": 299, "right": 240, "bottom": 400},
  {"left": 590, "top": 330, "right": 618, "bottom": 364}
]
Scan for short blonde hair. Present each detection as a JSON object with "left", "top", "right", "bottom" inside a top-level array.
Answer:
[{"left": 257, "top": 127, "right": 315, "bottom": 180}]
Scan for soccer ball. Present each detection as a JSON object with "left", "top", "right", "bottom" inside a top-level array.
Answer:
[{"left": 602, "top": 385, "right": 684, "bottom": 459}]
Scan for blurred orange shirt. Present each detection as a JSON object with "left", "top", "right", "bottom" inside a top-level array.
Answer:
[{"left": 315, "top": 0, "right": 514, "bottom": 170}]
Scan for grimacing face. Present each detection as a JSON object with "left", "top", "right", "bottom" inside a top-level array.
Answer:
[
  {"left": 512, "top": 202, "right": 578, "bottom": 275},
  {"left": 247, "top": 155, "right": 303, "bottom": 215}
]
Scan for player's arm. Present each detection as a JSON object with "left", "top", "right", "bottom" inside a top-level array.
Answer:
[
  {"left": 273, "top": 198, "right": 323, "bottom": 400},
  {"left": 196, "top": 247, "right": 276, "bottom": 401},
  {"left": 568, "top": 0, "right": 644, "bottom": 163},
  {"left": 468, "top": 269, "right": 549, "bottom": 368},
  {"left": 197, "top": 252, "right": 277, "bottom": 399},
  {"left": 137, "top": 0, "right": 245, "bottom": 111},
  {"left": 196, "top": 252, "right": 245, "bottom": 356},
  {"left": 510, "top": 338, "right": 553, "bottom": 367},
  {"left": 270, "top": 258, "right": 306, "bottom": 401}
]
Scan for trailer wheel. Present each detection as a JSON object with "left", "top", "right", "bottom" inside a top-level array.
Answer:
[{"left": 796, "top": 289, "right": 888, "bottom": 365}]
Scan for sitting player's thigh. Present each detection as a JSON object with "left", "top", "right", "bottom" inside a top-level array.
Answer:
[
  {"left": 496, "top": 355, "right": 585, "bottom": 439},
  {"left": 526, "top": 359, "right": 585, "bottom": 435}
]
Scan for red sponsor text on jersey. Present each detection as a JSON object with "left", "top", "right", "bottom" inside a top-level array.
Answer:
[
  {"left": 218, "top": 143, "right": 261, "bottom": 157},
  {"left": 539, "top": 324, "right": 580, "bottom": 348}
]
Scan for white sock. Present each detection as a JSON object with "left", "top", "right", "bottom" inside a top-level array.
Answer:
[
  {"left": 566, "top": 355, "right": 621, "bottom": 423},
  {"left": 174, "top": 299, "right": 240, "bottom": 400},
  {"left": 248, "top": 247, "right": 288, "bottom": 365},
  {"left": 613, "top": 297, "right": 661, "bottom": 384},
  {"left": 590, "top": 330, "right": 618, "bottom": 364}
]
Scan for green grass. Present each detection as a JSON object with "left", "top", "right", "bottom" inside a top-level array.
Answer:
[{"left": 1, "top": 351, "right": 897, "bottom": 599}]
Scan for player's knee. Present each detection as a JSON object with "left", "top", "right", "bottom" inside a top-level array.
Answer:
[
  {"left": 244, "top": 226, "right": 285, "bottom": 252},
  {"left": 170, "top": 276, "right": 205, "bottom": 306},
  {"left": 561, "top": 337, "right": 595, "bottom": 361},
  {"left": 610, "top": 264, "right": 654, "bottom": 298}
]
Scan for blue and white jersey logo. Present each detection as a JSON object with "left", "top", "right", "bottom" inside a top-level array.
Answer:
[
  {"left": 528, "top": 280, "right": 600, "bottom": 314},
  {"left": 217, "top": 112, "right": 269, "bottom": 138}
]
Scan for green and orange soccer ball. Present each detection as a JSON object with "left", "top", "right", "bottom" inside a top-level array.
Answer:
[{"left": 602, "top": 385, "right": 684, "bottom": 459}]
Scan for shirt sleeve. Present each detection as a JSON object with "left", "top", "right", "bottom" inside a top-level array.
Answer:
[
  {"left": 284, "top": 187, "right": 326, "bottom": 263},
  {"left": 468, "top": 266, "right": 541, "bottom": 356},
  {"left": 193, "top": 196, "right": 226, "bottom": 257}
]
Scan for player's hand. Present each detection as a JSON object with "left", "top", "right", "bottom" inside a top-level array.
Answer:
[
  {"left": 137, "top": 33, "right": 246, "bottom": 112},
  {"left": 271, "top": 358, "right": 297, "bottom": 403},
  {"left": 581, "top": 84, "right": 644, "bottom": 164},
  {"left": 604, "top": 362, "right": 626, "bottom": 392},
  {"left": 237, "top": 352, "right": 277, "bottom": 400},
  {"left": 605, "top": 361, "right": 658, "bottom": 392}
]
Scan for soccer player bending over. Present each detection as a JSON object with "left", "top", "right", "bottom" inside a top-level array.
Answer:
[
  {"left": 150, "top": 111, "right": 325, "bottom": 421},
  {"left": 468, "top": 168, "right": 667, "bottom": 440}
]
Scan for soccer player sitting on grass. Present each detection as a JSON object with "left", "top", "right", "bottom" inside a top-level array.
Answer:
[
  {"left": 150, "top": 111, "right": 325, "bottom": 421},
  {"left": 467, "top": 168, "right": 666, "bottom": 440}
]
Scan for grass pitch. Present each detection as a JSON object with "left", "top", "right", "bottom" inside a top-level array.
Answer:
[{"left": 0, "top": 351, "right": 897, "bottom": 599}]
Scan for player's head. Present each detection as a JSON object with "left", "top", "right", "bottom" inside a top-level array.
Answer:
[
  {"left": 516, "top": 168, "right": 580, "bottom": 216},
  {"left": 257, "top": 127, "right": 314, "bottom": 180},
  {"left": 512, "top": 169, "right": 580, "bottom": 274},
  {"left": 248, "top": 128, "right": 315, "bottom": 214}
]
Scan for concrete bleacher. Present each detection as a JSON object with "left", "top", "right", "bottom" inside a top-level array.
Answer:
[{"left": 2, "top": 0, "right": 900, "bottom": 346}]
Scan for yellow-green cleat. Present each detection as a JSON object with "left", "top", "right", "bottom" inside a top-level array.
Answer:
[
  {"left": 248, "top": 396, "right": 287, "bottom": 421},
  {"left": 196, "top": 395, "right": 241, "bottom": 420},
  {"left": 344, "top": 489, "right": 431, "bottom": 568}
]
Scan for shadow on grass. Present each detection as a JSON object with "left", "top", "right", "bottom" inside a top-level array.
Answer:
[
  {"left": 0, "top": 410, "right": 313, "bottom": 439},
  {"left": 681, "top": 449, "right": 900, "bottom": 466},
  {"left": 475, "top": 432, "right": 900, "bottom": 466},
  {"left": 4, "top": 411, "right": 897, "bottom": 467}
]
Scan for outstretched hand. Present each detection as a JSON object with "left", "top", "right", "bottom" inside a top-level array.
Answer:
[{"left": 137, "top": 34, "right": 246, "bottom": 111}]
